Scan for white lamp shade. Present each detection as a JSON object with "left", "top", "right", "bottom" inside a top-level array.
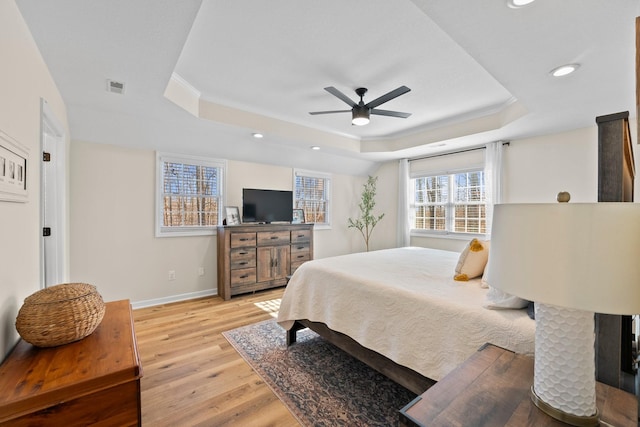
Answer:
[{"left": 486, "top": 203, "right": 640, "bottom": 315}]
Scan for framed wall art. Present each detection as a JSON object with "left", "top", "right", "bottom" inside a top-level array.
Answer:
[{"left": 0, "top": 130, "right": 28, "bottom": 203}]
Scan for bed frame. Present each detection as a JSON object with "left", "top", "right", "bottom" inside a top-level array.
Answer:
[{"left": 286, "top": 319, "right": 436, "bottom": 395}]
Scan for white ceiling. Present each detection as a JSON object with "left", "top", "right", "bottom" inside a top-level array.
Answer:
[{"left": 16, "top": 0, "right": 640, "bottom": 175}]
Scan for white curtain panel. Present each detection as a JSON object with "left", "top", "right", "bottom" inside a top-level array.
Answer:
[
  {"left": 484, "top": 141, "right": 504, "bottom": 237},
  {"left": 397, "top": 158, "right": 411, "bottom": 247}
]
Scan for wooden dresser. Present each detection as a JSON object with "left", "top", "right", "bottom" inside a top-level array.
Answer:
[
  {"left": 0, "top": 300, "right": 142, "bottom": 426},
  {"left": 217, "top": 223, "right": 313, "bottom": 300}
]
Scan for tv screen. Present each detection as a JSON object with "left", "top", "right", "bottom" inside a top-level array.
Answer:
[{"left": 242, "top": 188, "right": 293, "bottom": 223}]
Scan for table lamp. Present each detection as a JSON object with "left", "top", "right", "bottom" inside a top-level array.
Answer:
[{"left": 486, "top": 201, "right": 640, "bottom": 426}]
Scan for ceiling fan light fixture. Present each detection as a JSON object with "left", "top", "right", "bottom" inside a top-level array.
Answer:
[{"left": 352, "top": 108, "right": 370, "bottom": 126}]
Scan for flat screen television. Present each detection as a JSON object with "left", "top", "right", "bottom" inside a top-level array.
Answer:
[{"left": 242, "top": 188, "right": 293, "bottom": 224}]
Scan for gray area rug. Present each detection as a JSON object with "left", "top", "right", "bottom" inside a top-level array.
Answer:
[{"left": 222, "top": 319, "right": 416, "bottom": 426}]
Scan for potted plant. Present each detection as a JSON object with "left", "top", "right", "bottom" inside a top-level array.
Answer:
[{"left": 348, "top": 175, "right": 384, "bottom": 252}]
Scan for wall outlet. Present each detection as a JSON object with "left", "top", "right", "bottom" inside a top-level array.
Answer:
[
  {"left": 198, "top": 267, "right": 205, "bottom": 276},
  {"left": 168, "top": 270, "right": 176, "bottom": 281}
]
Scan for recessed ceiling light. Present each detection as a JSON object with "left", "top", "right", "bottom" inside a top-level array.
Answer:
[
  {"left": 507, "top": 0, "right": 535, "bottom": 8},
  {"left": 252, "top": 133, "right": 264, "bottom": 138},
  {"left": 311, "top": 146, "right": 321, "bottom": 151},
  {"left": 550, "top": 63, "right": 580, "bottom": 77}
]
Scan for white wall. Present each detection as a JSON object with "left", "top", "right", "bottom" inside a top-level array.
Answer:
[
  {"left": 503, "top": 127, "right": 599, "bottom": 203},
  {"left": 69, "top": 142, "right": 367, "bottom": 305},
  {"left": 69, "top": 142, "right": 216, "bottom": 304},
  {"left": 373, "top": 122, "right": 638, "bottom": 253},
  {"left": 0, "top": 1, "right": 69, "bottom": 361}
]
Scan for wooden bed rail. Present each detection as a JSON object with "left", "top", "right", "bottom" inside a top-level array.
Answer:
[{"left": 287, "top": 319, "right": 435, "bottom": 395}]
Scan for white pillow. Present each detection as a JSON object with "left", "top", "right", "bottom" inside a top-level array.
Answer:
[
  {"left": 483, "top": 286, "right": 529, "bottom": 309},
  {"left": 480, "top": 255, "right": 490, "bottom": 288},
  {"left": 454, "top": 239, "right": 490, "bottom": 281}
]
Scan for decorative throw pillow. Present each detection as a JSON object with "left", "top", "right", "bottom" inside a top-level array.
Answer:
[
  {"left": 483, "top": 286, "right": 530, "bottom": 310},
  {"left": 454, "top": 239, "right": 490, "bottom": 281}
]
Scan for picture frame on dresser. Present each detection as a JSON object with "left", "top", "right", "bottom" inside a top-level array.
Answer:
[
  {"left": 292, "top": 209, "right": 305, "bottom": 224},
  {"left": 225, "top": 206, "right": 241, "bottom": 225}
]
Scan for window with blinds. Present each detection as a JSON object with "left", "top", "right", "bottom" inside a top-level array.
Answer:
[
  {"left": 413, "top": 170, "right": 486, "bottom": 234},
  {"left": 293, "top": 169, "right": 331, "bottom": 226},
  {"left": 156, "top": 153, "right": 226, "bottom": 237}
]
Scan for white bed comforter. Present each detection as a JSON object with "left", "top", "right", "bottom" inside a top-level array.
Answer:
[{"left": 277, "top": 247, "right": 535, "bottom": 381}]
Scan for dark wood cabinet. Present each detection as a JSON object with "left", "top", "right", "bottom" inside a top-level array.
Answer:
[
  {"left": 597, "top": 111, "right": 635, "bottom": 202},
  {"left": 596, "top": 111, "right": 636, "bottom": 392},
  {"left": 217, "top": 223, "right": 313, "bottom": 300}
]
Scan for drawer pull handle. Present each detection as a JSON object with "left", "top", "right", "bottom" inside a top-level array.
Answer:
[
  {"left": 239, "top": 261, "right": 247, "bottom": 265},
  {"left": 239, "top": 238, "right": 249, "bottom": 241},
  {"left": 297, "top": 255, "right": 304, "bottom": 259},
  {"left": 296, "top": 246, "right": 304, "bottom": 250},
  {"left": 240, "top": 275, "right": 249, "bottom": 279},
  {"left": 239, "top": 251, "right": 248, "bottom": 255},
  {"left": 270, "top": 236, "right": 279, "bottom": 240},
  {"left": 297, "top": 234, "right": 304, "bottom": 238}
]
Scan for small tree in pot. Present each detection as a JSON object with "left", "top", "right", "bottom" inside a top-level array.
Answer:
[{"left": 348, "top": 175, "right": 385, "bottom": 252}]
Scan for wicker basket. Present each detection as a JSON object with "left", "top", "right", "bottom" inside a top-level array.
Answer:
[{"left": 15, "top": 283, "right": 105, "bottom": 347}]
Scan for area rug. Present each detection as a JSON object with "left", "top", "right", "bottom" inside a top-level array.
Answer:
[{"left": 223, "top": 319, "right": 417, "bottom": 426}]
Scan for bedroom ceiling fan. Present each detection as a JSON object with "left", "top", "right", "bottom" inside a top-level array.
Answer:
[{"left": 309, "top": 86, "right": 411, "bottom": 126}]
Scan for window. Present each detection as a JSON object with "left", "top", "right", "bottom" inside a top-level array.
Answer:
[
  {"left": 156, "top": 153, "right": 226, "bottom": 237},
  {"left": 412, "top": 170, "right": 486, "bottom": 234},
  {"left": 293, "top": 169, "right": 331, "bottom": 227}
]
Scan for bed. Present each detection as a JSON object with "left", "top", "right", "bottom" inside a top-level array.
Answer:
[{"left": 277, "top": 246, "right": 535, "bottom": 394}]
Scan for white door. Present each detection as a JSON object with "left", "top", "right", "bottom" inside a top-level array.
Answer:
[{"left": 41, "top": 100, "right": 66, "bottom": 288}]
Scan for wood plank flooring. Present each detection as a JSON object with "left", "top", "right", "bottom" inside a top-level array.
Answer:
[{"left": 133, "top": 288, "right": 300, "bottom": 427}]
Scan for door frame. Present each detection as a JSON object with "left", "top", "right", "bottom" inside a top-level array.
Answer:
[{"left": 40, "top": 99, "right": 67, "bottom": 288}]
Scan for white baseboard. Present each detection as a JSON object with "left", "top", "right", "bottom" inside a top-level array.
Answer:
[{"left": 131, "top": 289, "right": 218, "bottom": 309}]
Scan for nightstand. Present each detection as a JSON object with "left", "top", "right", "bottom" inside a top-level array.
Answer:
[{"left": 399, "top": 343, "right": 638, "bottom": 427}]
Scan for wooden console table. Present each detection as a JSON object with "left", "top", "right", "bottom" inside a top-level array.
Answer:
[
  {"left": 0, "top": 300, "right": 142, "bottom": 426},
  {"left": 400, "top": 343, "right": 638, "bottom": 427}
]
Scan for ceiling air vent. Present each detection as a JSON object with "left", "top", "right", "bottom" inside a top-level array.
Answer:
[{"left": 106, "top": 79, "right": 125, "bottom": 94}]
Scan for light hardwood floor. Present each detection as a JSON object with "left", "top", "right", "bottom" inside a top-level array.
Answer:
[{"left": 133, "top": 288, "right": 300, "bottom": 427}]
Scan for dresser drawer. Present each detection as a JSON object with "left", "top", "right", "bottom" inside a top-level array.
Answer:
[
  {"left": 291, "top": 229, "right": 311, "bottom": 243},
  {"left": 231, "top": 232, "right": 256, "bottom": 248},
  {"left": 230, "top": 268, "right": 256, "bottom": 286},
  {"left": 230, "top": 248, "right": 256, "bottom": 269},
  {"left": 291, "top": 242, "right": 310, "bottom": 254},
  {"left": 291, "top": 251, "right": 310, "bottom": 263},
  {"left": 257, "top": 231, "right": 290, "bottom": 245}
]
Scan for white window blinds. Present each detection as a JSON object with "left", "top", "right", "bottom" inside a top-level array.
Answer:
[{"left": 409, "top": 148, "right": 484, "bottom": 178}]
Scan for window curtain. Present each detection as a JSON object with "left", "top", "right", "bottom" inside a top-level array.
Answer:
[
  {"left": 397, "top": 158, "right": 411, "bottom": 247},
  {"left": 484, "top": 141, "right": 504, "bottom": 237}
]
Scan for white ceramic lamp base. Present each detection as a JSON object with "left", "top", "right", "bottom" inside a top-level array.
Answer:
[{"left": 533, "top": 303, "right": 599, "bottom": 426}]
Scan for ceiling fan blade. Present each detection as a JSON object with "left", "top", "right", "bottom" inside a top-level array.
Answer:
[
  {"left": 365, "top": 86, "right": 411, "bottom": 109},
  {"left": 324, "top": 86, "right": 357, "bottom": 107},
  {"left": 371, "top": 109, "right": 411, "bottom": 118},
  {"left": 309, "top": 110, "right": 351, "bottom": 115}
]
